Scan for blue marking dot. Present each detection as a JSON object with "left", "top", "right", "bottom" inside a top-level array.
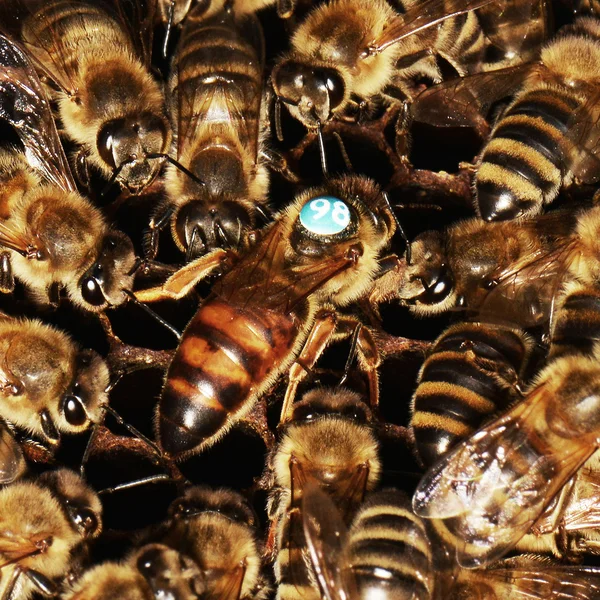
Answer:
[{"left": 299, "top": 196, "right": 351, "bottom": 235}]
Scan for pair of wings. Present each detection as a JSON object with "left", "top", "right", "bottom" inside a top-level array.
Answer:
[
  {"left": 412, "top": 381, "right": 598, "bottom": 569},
  {"left": 172, "top": 5, "right": 264, "bottom": 168}
]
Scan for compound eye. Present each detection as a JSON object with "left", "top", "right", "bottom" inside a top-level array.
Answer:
[
  {"left": 80, "top": 277, "right": 105, "bottom": 306},
  {"left": 69, "top": 505, "right": 99, "bottom": 537},
  {"left": 315, "top": 68, "right": 345, "bottom": 109},
  {"left": 421, "top": 270, "right": 454, "bottom": 305},
  {"left": 299, "top": 196, "right": 351, "bottom": 236},
  {"left": 62, "top": 394, "right": 87, "bottom": 426},
  {"left": 97, "top": 120, "right": 122, "bottom": 169}
]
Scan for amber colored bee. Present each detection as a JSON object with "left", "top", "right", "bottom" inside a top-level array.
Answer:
[
  {"left": 303, "top": 483, "right": 600, "bottom": 600},
  {"left": 0, "top": 314, "right": 109, "bottom": 448},
  {"left": 411, "top": 320, "right": 531, "bottom": 468},
  {"left": 0, "top": 34, "right": 136, "bottom": 311},
  {"left": 148, "top": 2, "right": 269, "bottom": 261},
  {"left": 135, "top": 175, "right": 397, "bottom": 460},
  {"left": 267, "top": 387, "right": 380, "bottom": 600},
  {"left": 271, "top": 0, "right": 549, "bottom": 131},
  {"left": 0, "top": 468, "right": 102, "bottom": 600},
  {"left": 413, "top": 16, "right": 600, "bottom": 221},
  {"left": 62, "top": 543, "right": 200, "bottom": 600},
  {"left": 0, "top": 0, "right": 171, "bottom": 194},
  {"left": 413, "top": 343, "right": 600, "bottom": 569}
]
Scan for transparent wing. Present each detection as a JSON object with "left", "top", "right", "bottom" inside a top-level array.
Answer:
[
  {"left": 412, "top": 62, "right": 540, "bottom": 128},
  {"left": 0, "top": 34, "right": 75, "bottom": 191},
  {"left": 413, "top": 384, "right": 596, "bottom": 568},
  {"left": 366, "top": 0, "right": 496, "bottom": 55},
  {"left": 302, "top": 482, "right": 359, "bottom": 600}
]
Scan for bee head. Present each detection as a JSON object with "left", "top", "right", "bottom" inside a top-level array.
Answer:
[
  {"left": 272, "top": 58, "right": 346, "bottom": 127},
  {"left": 77, "top": 232, "right": 136, "bottom": 310},
  {"left": 97, "top": 111, "right": 170, "bottom": 193}
]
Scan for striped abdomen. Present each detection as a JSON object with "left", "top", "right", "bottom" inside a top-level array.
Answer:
[
  {"left": 550, "top": 283, "right": 600, "bottom": 359},
  {"left": 158, "top": 296, "right": 297, "bottom": 459},
  {"left": 411, "top": 322, "right": 530, "bottom": 467},
  {"left": 476, "top": 86, "right": 581, "bottom": 221},
  {"left": 346, "top": 490, "right": 435, "bottom": 600}
]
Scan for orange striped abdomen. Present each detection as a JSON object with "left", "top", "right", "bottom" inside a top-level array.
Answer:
[{"left": 158, "top": 297, "right": 298, "bottom": 459}]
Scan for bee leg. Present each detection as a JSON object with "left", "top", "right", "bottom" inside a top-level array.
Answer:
[
  {"left": 1, "top": 567, "right": 22, "bottom": 600},
  {"left": 24, "top": 568, "right": 57, "bottom": 596},
  {"left": 143, "top": 204, "right": 174, "bottom": 261},
  {"left": 238, "top": 399, "right": 276, "bottom": 450},
  {"left": 47, "top": 281, "right": 62, "bottom": 308},
  {"left": 280, "top": 311, "right": 338, "bottom": 423},
  {"left": 135, "top": 248, "right": 230, "bottom": 302},
  {"left": 0, "top": 252, "right": 14, "bottom": 293},
  {"left": 395, "top": 100, "right": 412, "bottom": 161},
  {"left": 260, "top": 148, "right": 300, "bottom": 183},
  {"left": 73, "top": 149, "right": 92, "bottom": 192}
]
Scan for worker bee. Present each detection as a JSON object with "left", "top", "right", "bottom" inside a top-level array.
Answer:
[
  {"left": 0, "top": 419, "right": 26, "bottom": 485},
  {"left": 135, "top": 175, "right": 396, "bottom": 460},
  {"left": 397, "top": 208, "right": 577, "bottom": 326},
  {"left": 0, "top": 33, "right": 136, "bottom": 311},
  {"left": 413, "top": 16, "right": 600, "bottom": 221},
  {"left": 413, "top": 343, "right": 600, "bottom": 569},
  {"left": 157, "top": 486, "right": 268, "bottom": 600},
  {"left": 271, "top": 0, "right": 549, "bottom": 132},
  {"left": 0, "top": 468, "right": 102, "bottom": 600},
  {"left": 304, "top": 483, "right": 600, "bottom": 600},
  {"left": 147, "top": 1, "right": 269, "bottom": 261},
  {"left": 62, "top": 543, "right": 201, "bottom": 600},
  {"left": 267, "top": 387, "right": 380, "bottom": 600},
  {"left": 411, "top": 320, "right": 532, "bottom": 468},
  {"left": 0, "top": 314, "right": 109, "bottom": 447},
  {"left": 0, "top": 0, "right": 171, "bottom": 194}
]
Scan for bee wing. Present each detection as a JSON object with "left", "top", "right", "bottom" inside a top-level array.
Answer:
[
  {"left": 335, "top": 463, "right": 370, "bottom": 524},
  {"left": 302, "top": 482, "right": 359, "bottom": 600},
  {"left": 412, "top": 62, "right": 541, "bottom": 128},
  {"left": 211, "top": 565, "right": 246, "bottom": 600},
  {"left": 109, "top": 0, "right": 157, "bottom": 68},
  {"left": 0, "top": 34, "right": 76, "bottom": 192},
  {"left": 366, "top": 0, "right": 496, "bottom": 55},
  {"left": 0, "top": 221, "right": 41, "bottom": 258},
  {"left": 413, "top": 384, "right": 597, "bottom": 568},
  {"left": 175, "top": 11, "right": 264, "bottom": 162},
  {"left": 479, "top": 559, "right": 600, "bottom": 600},
  {"left": 0, "top": 421, "right": 25, "bottom": 485},
  {"left": 476, "top": 0, "right": 551, "bottom": 64}
]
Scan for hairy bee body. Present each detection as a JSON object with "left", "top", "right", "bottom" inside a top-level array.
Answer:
[
  {"left": 270, "top": 388, "right": 380, "bottom": 600},
  {"left": 411, "top": 321, "right": 531, "bottom": 467},
  {"left": 165, "top": 4, "right": 268, "bottom": 257},
  {"left": 475, "top": 18, "right": 600, "bottom": 221},
  {"left": 11, "top": 0, "right": 171, "bottom": 192}
]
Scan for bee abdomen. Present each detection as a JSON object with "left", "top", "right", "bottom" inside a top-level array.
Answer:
[
  {"left": 347, "top": 490, "right": 434, "bottom": 600},
  {"left": 159, "top": 298, "right": 295, "bottom": 458},
  {"left": 476, "top": 88, "right": 580, "bottom": 221},
  {"left": 550, "top": 285, "right": 600, "bottom": 359},
  {"left": 411, "top": 323, "right": 529, "bottom": 467}
]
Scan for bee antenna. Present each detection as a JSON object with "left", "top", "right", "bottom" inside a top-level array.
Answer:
[
  {"left": 333, "top": 132, "right": 353, "bottom": 172},
  {"left": 382, "top": 191, "right": 411, "bottom": 265},
  {"left": 146, "top": 153, "right": 206, "bottom": 188},
  {"left": 100, "top": 161, "right": 128, "bottom": 198},
  {"left": 255, "top": 204, "right": 273, "bottom": 224},
  {"left": 162, "top": 0, "right": 176, "bottom": 59},
  {"left": 316, "top": 120, "right": 328, "bottom": 177},
  {"left": 338, "top": 323, "right": 361, "bottom": 388},
  {"left": 127, "top": 257, "right": 145, "bottom": 277},
  {"left": 98, "top": 474, "right": 174, "bottom": 495},
  {"left": 122, "top": 289, "right": 182, "bottom": 341},
  {"left": 275, "top": 96, "right": 284, "bottom": 142}
]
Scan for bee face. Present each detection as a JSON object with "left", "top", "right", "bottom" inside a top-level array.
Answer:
[
  {"left": 272, "top": 59, "right": 347, "bottom": 127},
  {"left": 77, "top": 232, "right": 136, "bottom": 310},
  {"left": 97, "top": 112, "right": 170, "bottom": 193}
]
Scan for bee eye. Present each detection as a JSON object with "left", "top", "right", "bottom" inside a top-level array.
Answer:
[
  {"left": 315, "top": 68, "right": 345, "bottom": 109},
  {"left": 299, "top": 196, "right": 352, "bottom": 236},
  {"left": 68, "top": 504, "right": 99, "bottom": 537},
  {"left": 81, "top": 277, "right": 105, "bottom": 306},
  {"left": 62, "top": 394, "right": 87, "bottom": 426},
  {"left": 97, "top": 120, "right": 122, "bottom": 170}
]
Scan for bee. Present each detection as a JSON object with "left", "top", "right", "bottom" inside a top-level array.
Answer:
[
  {"left": 0, "top": 314, "right": 109, "bottom": 448},
  {"left": 147, "top": 1, "right": 269, "bottom": 261},
  {"left": 271, "top": 0, "right": 549, "bottom": 131},
  {"left": 135, "top": 175, "right": 397, "bottom": 460},
  {"left": 0, "top": 0, "right": 171, "bottom": 194},
  {"left": 157, "top": 486, "right": 268, "bottom": 600},
  {"left": 303, "top": 483, "right": 600, "bottom": 600},
  {"left": 411, "top": 320, "right": 532, "bottom": 468},
  {"left": 0, "top": 468, "right": 102, "bottom": 600},
  {"left": 0, "top": 33, "right": 136, "bottom": 311},
  {"left": 412, "top": 343, "right": 600, "bottom": 569},
  {"left": 267, "top": 387, "right": 380, "bottom": 600},
  {"left": 396, "top": 208, "right": 577, "bottom": 325},
  {"left": 62, "top": 543, "right": 201, "bottom": 600},
  {"left": 413, "top": 16, "right": 600, "bottom": 221}
]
